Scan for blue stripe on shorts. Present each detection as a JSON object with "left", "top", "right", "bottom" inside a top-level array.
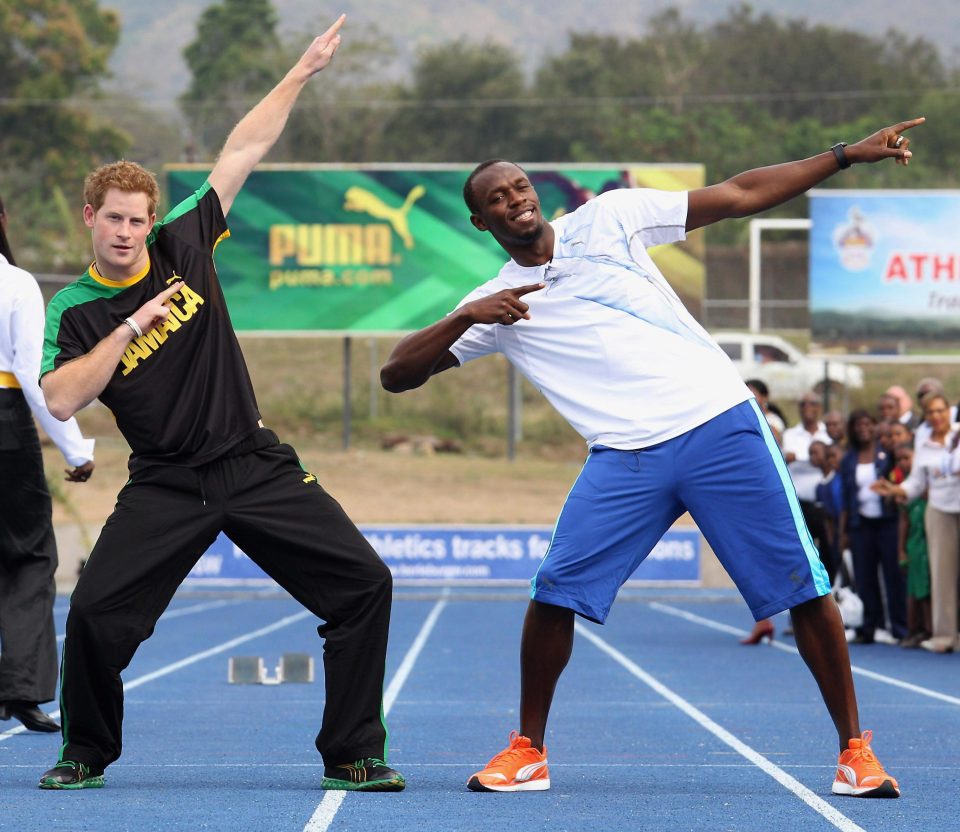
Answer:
[{"left": 746, "top": 398, "right": 832, "bottom": 596}]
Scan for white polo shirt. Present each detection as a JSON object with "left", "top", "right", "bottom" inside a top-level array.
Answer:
[
  {"left": 907, "top": 427, "right": 960, "bottom": 513},
  {"left": 449, "top": 189, "right": 750, "bottom": 449}
]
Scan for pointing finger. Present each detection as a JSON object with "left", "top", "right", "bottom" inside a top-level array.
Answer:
[
  {"left": 514, "top": 282, "right": 546, "bottom": 297},
  {"left": 892, "top": 116, "right": 925, "bottom": 134},
  {"left": 156, "top": 281, "right": 184, "bottom": 303},
  {"left": 319, "top": 14, "right": 346, "bottom": 43}
]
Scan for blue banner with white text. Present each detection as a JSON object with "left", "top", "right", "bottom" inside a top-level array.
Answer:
[{"left": 185, "top": 525, "right": 701, "bottom": 585}]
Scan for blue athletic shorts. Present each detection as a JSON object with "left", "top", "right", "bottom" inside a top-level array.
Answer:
[{"left": 530, "top": 398, "right": 831, "bottom": 623}]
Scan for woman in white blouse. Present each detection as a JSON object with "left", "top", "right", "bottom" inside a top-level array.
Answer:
[
  {"left": 839, "top": 409, "right": 905, "bottom": 644},
  {"left": 874, "top": 394, "right": 959, "bottom": 653}
]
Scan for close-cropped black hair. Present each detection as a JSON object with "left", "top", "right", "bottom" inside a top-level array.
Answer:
[
  {"left": 0, "top": 194, "right": 14, "bottom": 266},
  {"left": 744, "top": 378, "right": 769, "bottom": 398},
  {"left": 462, "top": 159, "right": 527, "bottom": 214}
]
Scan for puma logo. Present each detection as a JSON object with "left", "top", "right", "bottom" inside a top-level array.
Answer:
[{"left": 343, "top": 185, "right": 425, "bottom": 250}]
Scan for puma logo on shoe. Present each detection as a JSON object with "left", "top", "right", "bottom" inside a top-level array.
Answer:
[{"left": 515, "top": 760, "right": 548, "bottom": 782}]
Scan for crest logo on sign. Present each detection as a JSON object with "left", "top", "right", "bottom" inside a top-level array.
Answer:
[{"left": 833, "top": 207, "right": 877, "bottom": 272}]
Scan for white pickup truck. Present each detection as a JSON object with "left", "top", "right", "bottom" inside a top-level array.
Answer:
[{"left": 711, "top": 332, "right": 864, "bottom": 399}]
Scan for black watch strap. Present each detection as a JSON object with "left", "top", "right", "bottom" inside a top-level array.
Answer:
[{"left": 831, "top": 142, "right": 851, "bottom": 170}]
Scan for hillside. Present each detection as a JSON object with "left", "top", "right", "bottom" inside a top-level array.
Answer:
[{"left": 106, "top": 0, "right": 960, "bottom": 104}]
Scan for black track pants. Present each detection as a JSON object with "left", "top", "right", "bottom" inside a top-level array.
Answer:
[
  {"left": 0, "top": 389, "right": 59, "bottom": 704},
  {"left": 58, "top": 431, "right": 392, "bottom": 770}
]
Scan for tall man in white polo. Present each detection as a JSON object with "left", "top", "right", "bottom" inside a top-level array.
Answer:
[{"left": 380, "top": 118, "right": 923, "bottom": 800}]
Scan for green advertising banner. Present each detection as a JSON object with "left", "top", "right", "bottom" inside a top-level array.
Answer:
[{"left": 166, "top": 164, "right": 705, "bottom": 333}]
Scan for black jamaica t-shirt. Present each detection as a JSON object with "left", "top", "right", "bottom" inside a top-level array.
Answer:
[{"left": 41, "top": 182, "right": 261, "bottom": 469}]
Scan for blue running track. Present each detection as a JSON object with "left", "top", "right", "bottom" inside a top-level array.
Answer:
[{"left": 1, "top": 587, "right": 956, "bottom": 832}]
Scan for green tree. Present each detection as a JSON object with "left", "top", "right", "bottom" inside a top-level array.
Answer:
[
  {"left": 910, "top": 76, "right": 960, "bottom": 189},
  {"left": 380, "top": 40, "right": 529, "bottom": 163},
  {"left": 525, "top": 12, "right": 704, "bottom": 162},
  {"left": 180, "top": 0, "right": 283, "bottom": 159},
  {"left": 0, "top": 0, "right": 127, "bottom": 269},
  {"left": 520, "top": 5, "right": 948, "bottom": 166},
  {"left": 694, "top": 5, "right": 944, "bottom": 124}
]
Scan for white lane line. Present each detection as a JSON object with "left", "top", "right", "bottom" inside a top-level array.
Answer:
[
  {"left": 0, "top": 761, "right": 935, "bottom": 770},
  {"left": 0, "top": 762, "right": 831, "bottom": 770},
  {"left": 1, "top": 610, "right": 313, "bottom": 742},
  {"left": 54, "top": 598, "right": 241, "bottom": 643},
  {"left": 575, "top": 622, "right": 866, "bottom": 832},
  {"left": 303, "top": 592, "right": 449, "bottom": 832},
  {"left": 158, "top": 598, "right": 239, "bottom": 620},
  {"left": 651, "top": 602, "right": 960, "bottom": 707}
]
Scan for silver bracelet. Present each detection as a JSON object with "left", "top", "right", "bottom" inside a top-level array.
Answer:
[{"left": 123, "top": 317, "right": 143, "bottom": 338}]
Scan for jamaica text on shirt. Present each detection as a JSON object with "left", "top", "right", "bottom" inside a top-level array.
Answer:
[{"left": 119, "top": 283, "right": 205, "bottom": 377}]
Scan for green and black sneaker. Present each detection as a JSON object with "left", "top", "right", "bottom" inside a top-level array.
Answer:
[
  {"left": 38, "top": 761, "right": 105, "bottom": 790},
  {"left": 321, "top": 757, "right": 405, "bottom": 792}
]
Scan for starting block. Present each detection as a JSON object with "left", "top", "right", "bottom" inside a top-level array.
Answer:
[
  {"left": 228, "top": 653, "right": 314, "bottom": 684},
  {"left": 279, "top": 652, "right": 314, "bottom": 683},
  {"left": 228, "top": 656, "right": 267, "bottom": 684}
]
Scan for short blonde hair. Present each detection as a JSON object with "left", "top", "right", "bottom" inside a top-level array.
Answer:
[{"left": 84, "top": 161, "right": 160, "bottom": 216}]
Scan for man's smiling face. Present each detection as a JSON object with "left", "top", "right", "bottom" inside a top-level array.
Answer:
[{"left": 469, "top": 162, "right": 546, "bottom": 247}]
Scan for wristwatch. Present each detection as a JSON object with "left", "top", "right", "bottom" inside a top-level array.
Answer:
[{"left": 831, "top": 142, "right": 851, "bottom": 170}]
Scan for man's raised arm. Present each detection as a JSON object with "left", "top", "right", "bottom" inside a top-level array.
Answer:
[
  {"left": 208, "top": 15, "right": 345, "bottom": 217},
  {"left": 686, "top": 117, "right": 925, "bottom": 232}
]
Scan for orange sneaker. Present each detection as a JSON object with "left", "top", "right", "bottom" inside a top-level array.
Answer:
[
  {"left": 832, "top": 730, "right": 900, "bottom": 798},
  {"left": 467, "top": 731, "right": 550, "bottom": 792}
]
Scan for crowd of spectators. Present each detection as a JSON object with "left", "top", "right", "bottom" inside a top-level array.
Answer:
[{"left": 743, "top": 377, "right": 959, "bottom": 654}]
